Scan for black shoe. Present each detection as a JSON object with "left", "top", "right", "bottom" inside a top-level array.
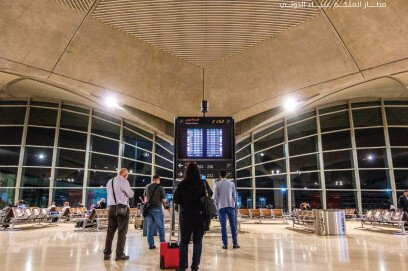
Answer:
[
  {"left": 222, "top": 245, "right": 228, "bottom": 249},
  {"left": 233, "top": 244, "right": 240, "bottom": 249},
  {"left": 149, "top": 245, "right": 156, "bottom": 249},
  {"left": 115, "top": 254, "right": 129, "bottom": 261},
  {"left": 103, "top": 255, "right": 111, "bottom": 261}
]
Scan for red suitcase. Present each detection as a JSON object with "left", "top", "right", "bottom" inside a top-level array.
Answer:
[{"left": 160, "top": 241, "right": 180, "bottom": 269}]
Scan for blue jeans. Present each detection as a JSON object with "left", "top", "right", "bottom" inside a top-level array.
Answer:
[
  {"left": 218, "top": 207, "right": 238, "bottom": 246},
  {"left": 146, "top": 207, "right": 165, "bottom": 247},
  {"left": 179, "top": 217, "right": 205, "bottom": 270}
]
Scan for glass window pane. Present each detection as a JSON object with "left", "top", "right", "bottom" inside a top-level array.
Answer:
[
  {"left": 19, "top": 189, "right": 49, "bottom": 207},
  {"left": 0, "top": 107, "right": 26, "bottom": 125},
  {"left": 57, "top": 149, "right": 85, "bottom": 168},
  {"left": 88, "top": 171, "right": 116, "bottom": 187},
  {"left": 236, "top": 189, "right": 253, "bottom": 208},
  {"left": 128, "top": 174, "right": 151, "bottom": 187},
  {"left": 26, "top": 127, "right": 55, "bottom": 146},
  {"left": 287, "top": 111, "right": 315, "bottom": 125},
  {"left": 361, "top": 191, "right": 392, "bottom": 210},
  {"left": 0, "top": 147, "right": 20, "bottom": 165},
  {"left": 254, "top": 144, "right": 285, "bottom": 163},
  {"left": 123, "top": 121, "right": 153, "bottom": 140},
  {"left": 159, "top": 178, "right": 173, "bottom": 188},
  {"left": 355, "top": 128, "right": 385, "bottom": 147},
  {"left": 352, "top": 108, "right": 382, "bottom": 127},
  {"left": 359, "top": 169, "right": 390, "bottom": 189},
  {"left": 323, "top": 150, "right": 353, "bottom": 169},
  {"left": 55, "top": 169, "right": 83, "bottom": 187},
  {"left": 386, "top": 107, "right": 408, "bottom": 126},
  {"left": 320, "top": 111, "right": 350, "bottom": 132},
  {"left": 122, "top": 159, "right": 151, "bottom": 175},
  {"left": 129, "top": 189, "right": 145, "bottom": 207},
  {"left": 290, "top": 154, "right": 319, "bottom": 172},
  {"left": 292, "top": 190, "right": 322, "bottom": 209},
  {"left": 60, "top": 111, "right": 89, "bottom": 132},
  {"left": 287, "top": 118, "right": 317, "bottom": 141},
  {"left": 254, "top": 128, "right": 284, "bottom": 152},
  {"left": 123, "top": 144, "right": 152, "bottom": 163},
  {"left": 351, "top": 101, "right": 381, "bottom": 108},
  {"left": 61, "top": 104, "right": 89, "bottom": 114},
  {"left": 31, "top": 101, "right": 58, "bottom": 108},
  {"left": 290, "top": 172, "right": 320, "bottom": 189},
  {"left": 289, "top": 136, "right": 317, "bottom": 156},
  {"left": 392, "top": 148, "right": 408, "bottom": 168},
  {"left": 255, "top": 160, "right": 286, "bottom": 176},
  {"left": 237, "top": 145, "right": 251, "bottom": 160},
  {"left": 325, "top": 170, "right": 355, "bottom": 189},
  {"left": 24, "top": 147, "right": 53, "bottom": 166},
  {"left": 155, "top": 155, "right": 172, "bottom": 170},
  {"left": 155, "top": 167, "right": 173, "bottom": 180},
  {"left": 326, "top": 191, "right": 357, "bottom": 209},
  {"left": 319, "top": 104, "right": 348, "bottom": 115},
  {"left": 237, "top": 178, "right": 252, "bottom": 188},
  {"left": 253, "top": 122, "right": 284, "bottom": 141},
  {"left": 21, "top": 167, "right": 51, "bottom": 187},
  {"left": 92, "top": 117, "right": 120, "bottom": 139},
  {"left": 322, "top": 130, "right": 351, "bottom": 151},
  {"left": 237, "top": 156, "right": 252, "bottom": 169},
  {"left": 236, "top": 136, "right": 251, "bottom": 150},
  {"left": 91, "top": 135, "right": 119, "bottom": 155},
  {"left": 155, "top": 144, "right": 173, "bottom": 161},
  {"left": 90, "top": 153, "right": 118, "bottom": 171},
  {"left": 0, "top": 188, "right": 15, "bottom": 208},
  {"left": 0, "top": 126, "right": 23, "bottom": 145},
  {"left": 28, "top": 108, "right": 57, "bottom": 126},
  {"left": 58, "top": 130, "right": 87, "bottom": 150},
  {"left": 237, "top": 168, "right": 251, "bottom": 178},
  {"left": 357, "top": 148, "right": 387, "bottom": 168},
  {"left": 93, "top": 111, "right": 121, "bottom": 124},
  {"left": 0, "top": 167, "right": 18, "bottom": 187},
  {"left": 256, "top": 190, "right": 288, "bottom": 210},
  {"left": 394, "top": 170, "right": 408, "bottom": 190},
  {"left": 389, "top": 128, "right": 408, "bottom": 147},
  {"left": 255, "top": 175, "right": 287, "bottom": 188},
  {"left": 86, "top": 188, "right": 108, "bottom": 208},
  {"left": 53, "top": 189, "right": 83, "bottom": 207},
  {"left": 156, "top": 137, "right": 174, "bottom": 153}
]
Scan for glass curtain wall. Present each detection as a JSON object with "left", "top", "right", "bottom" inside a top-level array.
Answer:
[
  {"left": 0, "top": 100, "right": 173, "bottom": 208},
  {"left": 236, "top": 99, "right": 408, "bottom": 212}
]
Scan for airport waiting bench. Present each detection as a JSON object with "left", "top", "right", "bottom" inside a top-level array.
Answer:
[
  {"left": 290, "top": 210, "right": 315, "bottom": 229},
  {"left": 0, "top": 207, "right": 56, "bottom": 230},
  {"left": 238, "top": 208, "right": 286, "bottom": 223},
  {"left": 357, "top": 209, "right": 407, "bottom": 234}
]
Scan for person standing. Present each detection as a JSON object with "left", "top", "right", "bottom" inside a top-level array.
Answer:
[
  {"left": 398, "top": 190, "right": 408, "bottom": 212},
  {"left": 144, "top": 174, "right": 166, "bottom": 249},
  {"left": 104, "top": 168, "right": 134, "bottom": 261},
  {"left": 213, "top": 170, "right": 240, "bottom": 249},
  {"left": 173, "top": 163, "right": 206, "bottom": 271}
]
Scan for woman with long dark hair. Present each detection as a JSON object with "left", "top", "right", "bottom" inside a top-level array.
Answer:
[{"left": 173, "top": 162, "right": 206, "bottom": 271}]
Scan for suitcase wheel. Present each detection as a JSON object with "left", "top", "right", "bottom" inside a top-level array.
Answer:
[{"left": 160, "top": 255, "right": 164, "bottom": 269}]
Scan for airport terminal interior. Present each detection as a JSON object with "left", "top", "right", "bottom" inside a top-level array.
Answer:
[{"left": 1, "top": 0, "right": 408, "bottom": 270}]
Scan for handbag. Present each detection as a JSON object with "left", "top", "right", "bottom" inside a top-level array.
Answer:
[
  {"left": 111, "top": 178, "right": 129, "bottom": 216},
  {"left": 201, "top": 185, "right": 218, "bottom": 218},
  {"left": 142, "top": 184, "right": 160, "bottom": 218}
]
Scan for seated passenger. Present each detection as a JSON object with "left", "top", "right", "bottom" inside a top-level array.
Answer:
[
  {"left": 48, "top": 202, "right": 59, "bottom": 222},
  {"left": 59, "top": 202, "right": 71, "bottom": 220},
  {"left": 16, "top": 200, "right": 26, "bottom": 209},
  {"left": 97, "top": 198, "right": 107, "bottom": 209},
  {"left": 1, "top": 202, "right": 13, "bottom": 228}
]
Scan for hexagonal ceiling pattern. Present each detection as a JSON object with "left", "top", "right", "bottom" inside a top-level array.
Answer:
[{"left": 91, "top": 0, "right": 320, "bottom": 66}]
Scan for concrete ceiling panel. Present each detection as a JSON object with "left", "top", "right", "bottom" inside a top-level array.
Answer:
[
  {"left": 0, "top": 0, "right": 85, "bottom": 70},
  {"left": 206, "top": 13, "right": 360, "bottom": 118},
  {"left": 53, "top": 18, "right": 204, "bottom": 118},
  {"left": 321, "top": 0, "right": 408, "bottom": 70}
]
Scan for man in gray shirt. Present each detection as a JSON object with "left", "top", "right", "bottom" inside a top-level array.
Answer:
[
  {"left": 213, "top": 170, "right": 240, "bottom": 249},
  {"left": 104, "top": 168, "right": 134, "bottom": 261},
  {"left": 144, "top": 174, "right": 166, "bottom": 249}
]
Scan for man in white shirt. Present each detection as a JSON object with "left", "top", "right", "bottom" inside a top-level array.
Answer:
[
  {"left": 104, "top": 168, "right": 134, "bottom": 261},
  {"left": 213, "top": 170, "right": 240, "bottom": 249}
]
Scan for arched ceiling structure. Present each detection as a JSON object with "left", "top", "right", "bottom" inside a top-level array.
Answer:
[{"left": 0, "top": 0, "right": 407, "bottom": 139}]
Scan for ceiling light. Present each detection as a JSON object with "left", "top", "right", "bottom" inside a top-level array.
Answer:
[
  {"left": 260, "top": 153, "right": 265, "bottom": 157},
  {"left": 283, "top": 97, "right": 298, "bottom": 112},
  {"left": 367, "top": 155, "right": 374, "bottom": 161},
  {"left": 38, "top": 153, "right": 45, "bottom": 159},
  {"left": 104, "top": 96, "right": 119, "bottom": 108}
]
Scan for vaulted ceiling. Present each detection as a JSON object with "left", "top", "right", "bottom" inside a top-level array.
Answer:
[{"left": 0, "top": 0, "right": 407, "bottom": 138}]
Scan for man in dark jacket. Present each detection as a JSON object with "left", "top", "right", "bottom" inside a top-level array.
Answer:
[{"left": 398, "top": 190, "right": 408, "bottom": 212}]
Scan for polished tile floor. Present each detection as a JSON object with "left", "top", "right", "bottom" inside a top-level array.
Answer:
[{"left": 1, "top": 221, "right": 408, "bottom": 271}]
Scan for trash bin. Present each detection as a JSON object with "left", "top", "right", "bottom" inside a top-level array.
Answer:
[{"left": 314, "top": 209, "right": 346, "bottom": 236}]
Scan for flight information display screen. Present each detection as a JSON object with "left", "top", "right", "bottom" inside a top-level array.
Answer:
[
  {"left": 186, "top": 128, "right": 223, "bottom": 158},
  {"left": 187, "top": 128, "right": 204, "bottom": 157},
  {"left": 206, "top": 128, "right": 223, "bottom": 157}
]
